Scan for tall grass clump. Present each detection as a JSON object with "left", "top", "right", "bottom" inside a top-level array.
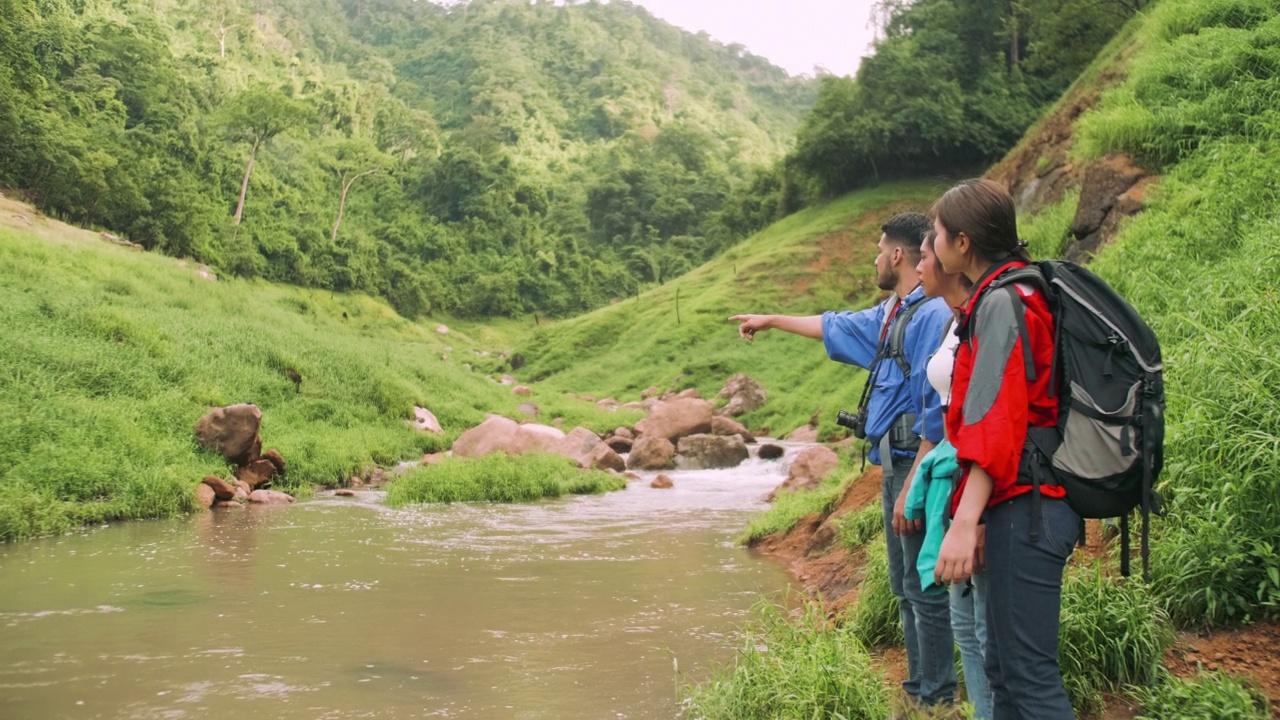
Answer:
[
  {"left": 1133, "top": 669, "right": 1271, "bottom": 720},
  {"left": 846, "top": 537, "right": 903, "bottom": 648},
  {"left": 683, "top": 600, "right": 888, "bottom": 720},
  {"left": 1058, "top": 564, "right": 1176, "bottom": 715},
  {"left": 384, "top": 453, "right": 624, "bottom": 505},
  {"left": 835, "top": 503, "right": 882, "bottom": 552}
]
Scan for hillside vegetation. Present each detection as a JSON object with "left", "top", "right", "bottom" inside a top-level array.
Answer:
[
  {"left": 0, "top": 203, "right": 633, "bottom": 543},
  {"left": 0, "top": 0, "right": 813, "bottom": 318}
]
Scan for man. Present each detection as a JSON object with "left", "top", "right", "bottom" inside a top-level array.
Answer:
[{"left": 729, "top": 212, "right": 956, "bottom": 710}]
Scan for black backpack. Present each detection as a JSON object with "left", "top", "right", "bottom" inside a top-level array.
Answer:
[{"left": 988, "top": 260, "right": 1165, "bottom": 578}]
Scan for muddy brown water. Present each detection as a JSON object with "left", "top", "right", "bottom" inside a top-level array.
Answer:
[{"left": 0, "top": 452, "right": 802, "bottom": 719}]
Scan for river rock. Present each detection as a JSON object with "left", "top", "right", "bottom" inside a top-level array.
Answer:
[
  {"left": 193, "top": 404, "right": 262, "bottom": 465},
  {"left": 516, "top": 402, "right": 539, "bottom": 418},
  {"left": 605, "top": 435, "right": 633, "bottom": 453},
  {"left": 512, "top": 385, "right": 532, "bottom": 396},
  {"left": 236, "top": 459, "right": 277, "bottom": 489},
  {"left": 584, "top": 443, "right": 626, "bottom": 473},
  {"left": 195, "top": 483, "right": 216, "bottom": 508},
  {"left": 716, "top": 374, "right": 767, "bottom": 417},
  {"left": 641, "top": 386, "right": 663, "bottom": 399},
  {"left": 452, "top": 416, "right": 521, "bottom": 457},
  {"left": 595, "top": 397, "right": 619, "bottom": 410},
  {"left": 757, "top": 443, "right": 785, "bottom": 460},
  {"left": 711, "top": 416, "right": 755, "bottom": 443},
  {"left": 411, "top": 406, "right": 443, "bottom": 434},
  {"left": 787, "top": 446, "right": 840, "bottom": 485},
  {"left": 787, "top": 425, "right": 819, "bottom": 443},
  {"left": 613, "top": 427, "right": 634, "bottom": 440},
  {"left": 675, "top": 388, "right": 701, "bottom": 399},
  {"left": 552, "top": 427, "right": 602, "bottom": 464},
  {"left": 650, "top": 474, "right": 674, "bottom": 489},
  {"left": 215, "top": 500, "right": 244, "bottom": 509},
  {"left": 201, "top": 475, "right": 236, "bottom": 501},
  {"left": 626, "top": 436, "right": 675, "bottom": 470},
  {"left": 767, "top": 474, "right": 814, "bottom": 501},
  {"left": 263, "top": 448, "right": 287, "bottom": 475},
  {"left": 422, "top": 452, "right": 446, "bottom": 465},
  {"left": 634, "top": 398, "right": 713, "bottom": 442},
  {"left": 249, "top": 489, "right": 295, "bottom": 505},
  {"left": 676, "top": 434, "right": 749, "bottom": 470},
  {"left": 335, "top": 489, "right": 356, "bottom": 497}
]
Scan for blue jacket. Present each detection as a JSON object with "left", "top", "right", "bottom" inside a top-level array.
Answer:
[{"left": 822, "top": 287, "right": 950, "bottom": 464}]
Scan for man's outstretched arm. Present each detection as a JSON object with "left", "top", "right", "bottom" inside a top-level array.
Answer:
[{"left": 728, "top": 314, "right": 824, "bottom": 341}]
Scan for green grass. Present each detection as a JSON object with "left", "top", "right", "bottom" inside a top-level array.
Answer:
[
  {"left": 1132, "top": 669, "right": 1272, "bottom": 720},
  {"left": 835, "top": 503, "right": 883, "bottom": 552},
  {"left": 0, "top": 224, "right": 616, "bottom": 541},
  {"left": 516, "top": 181, "right": 950, "bottom": 439},
  {"left": 845, "top": 537, "right": 903, "bottom": 649},
  {"left": 384, "top": 453, "right": 624, "bottom": 505},
  {"left": 683, "top": 599, "right": 889, "bottom": 720}
]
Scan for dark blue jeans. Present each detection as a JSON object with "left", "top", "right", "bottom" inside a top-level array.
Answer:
[
  {"left": 983, "top": 493, "right": 1080, "bottom": 720},
  {"left": 883, "top": 455, "right": 957, "bottom": 706}
]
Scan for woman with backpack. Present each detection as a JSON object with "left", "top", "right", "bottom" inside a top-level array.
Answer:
[
  {"left": 903, "top": 230, "right": 994, "bottom": 719},
  {"left": 930, "top": 178, "right": 1080, "bottom": 720}
]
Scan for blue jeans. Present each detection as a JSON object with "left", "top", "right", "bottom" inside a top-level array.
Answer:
[
  {"left": 883, "top": 455, "right": 957, "bottom": 706},
  {"left": 984, "top": 493, "right": 1080, "bottom": 720},
  {"left": 951, "top": 572, "right": 993, "bottom": 720}
]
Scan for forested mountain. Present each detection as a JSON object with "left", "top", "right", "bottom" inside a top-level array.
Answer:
[{"left": 0, "top": 0, "right": 814, "bottom": 317}]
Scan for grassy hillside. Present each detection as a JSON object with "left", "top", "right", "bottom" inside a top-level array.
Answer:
[
  {"left": 517, "top": 180, "right": 951, "bottom": 438},
  {"left": 0, "top": 202, "right": 631, "bottom": 543}
]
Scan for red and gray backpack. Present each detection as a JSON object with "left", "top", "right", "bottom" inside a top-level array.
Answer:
[{"left": 988, "top": 260, "right": 1165, "bottom": 578}]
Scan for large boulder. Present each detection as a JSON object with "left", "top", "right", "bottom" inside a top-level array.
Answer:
[
  {"left": 194, "top": 404, "right": 262, "bottom": 465},
  {"left": 676, "top": 434, "right": 749, "bottom": 470},
  {"left": 716, "top": 374, "right": 767, "bottom": 417},
  {"left": 634, "top": 398, "right": 713, "bottom": 442},
  {"left": 195, "top": 483, "right": 216, "bottom": 509},
  {"left": 512, "top": 423, "right": 567, "bottom": 455},
  {"left": 626, "top": 436, "right": 675, "bottom": 470},
  {"left": 711, "top": 415, "right": 755, "bottom": 443},
  {"left": 452, "top": 416, "right": 521, "bottom": 457}
]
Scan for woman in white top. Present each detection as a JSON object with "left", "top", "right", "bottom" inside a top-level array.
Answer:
[{"left": 917, "top": 230, "right": 993, "bottom": 720}]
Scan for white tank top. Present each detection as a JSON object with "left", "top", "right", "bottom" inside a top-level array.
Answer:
[{"left": 927, "top": 320, "right": 961, "bottom": 406}]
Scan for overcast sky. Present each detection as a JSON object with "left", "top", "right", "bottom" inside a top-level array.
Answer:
[{"left": 627, "top": 0, "right": 880, "bottom": 77}]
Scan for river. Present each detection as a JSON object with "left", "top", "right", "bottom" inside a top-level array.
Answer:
[{"left": 0, "top": 449, "right": 800, "bottom": 719}]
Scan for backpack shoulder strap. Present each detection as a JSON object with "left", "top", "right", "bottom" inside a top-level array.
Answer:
[
  {"left": 886, "top": 295, "right": 927, "bottom": 378},
  {"left": 978, "top": 265, "right": 1047, "bottom": 382}
]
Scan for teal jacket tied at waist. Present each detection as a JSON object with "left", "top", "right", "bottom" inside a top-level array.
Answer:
[{"left": 903, "top": 439, "right": 959, "bottom": 595}]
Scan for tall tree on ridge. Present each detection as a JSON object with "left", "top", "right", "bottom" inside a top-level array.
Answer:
[{"left": 221, "top": 86, "right": 309, "bottom": 226}]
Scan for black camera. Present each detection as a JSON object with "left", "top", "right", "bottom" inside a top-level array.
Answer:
[{"left": 836, "top": 408, "right": 868, "bottom": 439}]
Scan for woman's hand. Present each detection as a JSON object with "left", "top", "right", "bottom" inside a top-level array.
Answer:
[
  {"left": 727, "top": 314, "right": 772, "bottom": 341},
  {"left": 935, "top": 520, "right": 978, "bottom": 586}
]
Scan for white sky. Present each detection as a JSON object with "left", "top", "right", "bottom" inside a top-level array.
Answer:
[{"left": 626, "top": 0, "right": 880, "bottom": 78}]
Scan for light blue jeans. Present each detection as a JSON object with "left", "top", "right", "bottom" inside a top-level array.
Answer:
[
  {"left": 951, "top": 572, "right": 993, "bottom": 720},
  {"left": 883, "top": 455, "right": 957, "bottom": 706}
]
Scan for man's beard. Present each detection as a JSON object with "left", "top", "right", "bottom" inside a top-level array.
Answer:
[{"left": 876, "top": 265, "right": 898, "bottom": 291}]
